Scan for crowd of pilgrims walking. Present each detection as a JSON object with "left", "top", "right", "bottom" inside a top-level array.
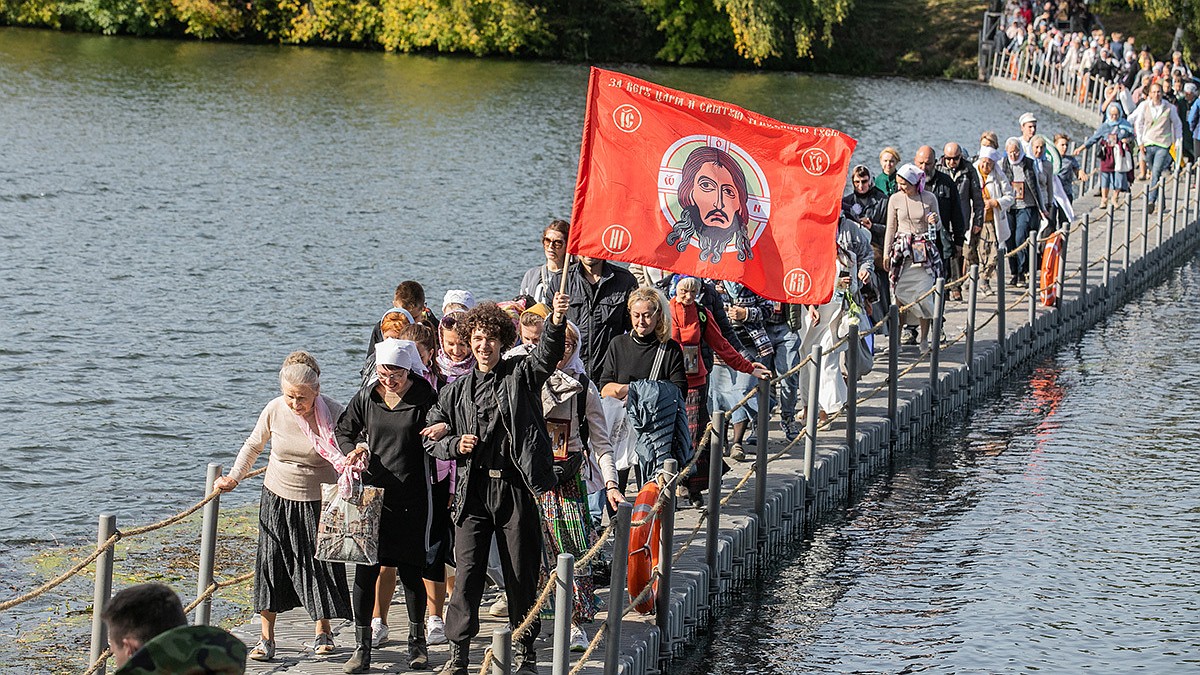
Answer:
[{"left": 209, "top": 36, "right": 1199, "bottom": 673}]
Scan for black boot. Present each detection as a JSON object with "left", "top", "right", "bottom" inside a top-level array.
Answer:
[
  {"left": 438, "top": 640, "right": 469, "bottom": 675},
  {"left": 343, "top": 626, "right": 371, "bottom": 674},
  {"left": 514, "top": 641, "right": 538, "bottom": 675},
  {"left": 408, "top": 622, "right": 429, "bottom": 670}
]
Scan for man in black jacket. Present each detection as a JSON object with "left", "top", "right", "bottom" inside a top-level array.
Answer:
[
  {"left": 565, "top": 256, "right": 638, "bottom": 380},
  {"left": 938, "top": 143, "right": 985, "bottom": 301},
  {"left": 423, "top": 293, "right": 570, "bottom": 675}
]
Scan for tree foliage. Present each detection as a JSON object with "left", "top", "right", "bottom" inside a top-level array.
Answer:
[
  {"left": 0, "top": 0, "right": 856, "bottom": 65},
  {"left": 378, "top": 0, "right": 548, "bottom": 54},
  {"left": 642, "top": 0, "right": 855, "bottom": 65},
  {"left": 1124, "top": 0, "right": 1197, "bottom": 58}
]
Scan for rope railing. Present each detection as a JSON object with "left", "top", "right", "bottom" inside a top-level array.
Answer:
[
  {"left": 0, "top": 466, "right": 267, "bottom": 614},
  {"left": 81, "top": 649, "right": 112, "bottom": 675}
]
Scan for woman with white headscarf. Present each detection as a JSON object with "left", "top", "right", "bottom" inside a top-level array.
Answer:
[
  {"left": 538, "top": 321, "right": 624, "bottom": 651},
  {"left": 884, "top": 162, "right": 944, "bottom": 350},
  {"left": 973, "top": 146, "right": 1015, "bottom": 295},
  {"left": 335, "top": 338, "right": 439, "bottom": 673}
]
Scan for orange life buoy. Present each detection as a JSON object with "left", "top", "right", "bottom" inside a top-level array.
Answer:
[
  {"left": 626, "top": 481, "right": 661, "bottom": 614},
  {"left": 1040, "top": 231, "right": 1064, "bottom": 306}
]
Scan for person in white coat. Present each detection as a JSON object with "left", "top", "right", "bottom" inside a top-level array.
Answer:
[
  {"left": 973, "top": 146, "right": 1015, "bottom": 295},
  {"left": 797, "top": 218, "right": 874, "bottom": 419}
]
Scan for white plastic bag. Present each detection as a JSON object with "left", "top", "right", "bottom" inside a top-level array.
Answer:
[{"left": 600, "top": 395, "right": 635, "bottom": 471}]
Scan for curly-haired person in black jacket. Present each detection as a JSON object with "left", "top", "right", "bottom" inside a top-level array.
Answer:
[{"left": 421, "top": 292, "right": 570, "bottom": 675}]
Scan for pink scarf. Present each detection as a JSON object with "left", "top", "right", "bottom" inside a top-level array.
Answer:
[
  {"left": 294, "top": 395, "right": 365, "bottom": 499},
  {"left": 436, "top": 349, "right": 474, "bottom": 383},
  {"left": 417, "top": 368, "right": 456, "bottom": 486}
]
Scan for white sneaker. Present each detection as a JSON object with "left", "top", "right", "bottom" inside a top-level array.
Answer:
[
  {"left": 371, "top": 617, "right": 389, "bottom": 648},
  {"left": 426, "top": 615, "right": 447, "bottom": 645},
  {"left": 569, "top": 625, "right": 588, "bottom": 653},
  {"left": 489, "top": 596, "right": 508, "bottom": 618}
]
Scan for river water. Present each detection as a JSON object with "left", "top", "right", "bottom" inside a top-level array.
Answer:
[
  {"left": 5, "top": 25, "right": 1191, "bottom": 671},
  {"left": 698, "top": 257, "right": 1200, "bottom": 671}
]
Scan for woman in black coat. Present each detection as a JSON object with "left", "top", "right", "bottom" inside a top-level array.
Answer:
[{"left": 336, "top": 338, "right": 438, "bottom": 673}]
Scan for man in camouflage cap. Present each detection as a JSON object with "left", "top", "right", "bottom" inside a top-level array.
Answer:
[{"left": 103, "top": 582, "right": 247, "bottom": 674}]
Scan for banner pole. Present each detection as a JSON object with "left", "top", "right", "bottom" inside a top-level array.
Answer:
[{"left": 558, "top": 254, "right": 572, "bottom": 297}]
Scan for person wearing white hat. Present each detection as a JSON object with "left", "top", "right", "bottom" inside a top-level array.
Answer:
[
  {"left": 1018, "top": 112, "right": 1038, "bottom": 156},
  {"left": 884, "top": 163, "right": 943, "bottom": 350},
  {"left": 442, "top": 290, "right": 475, "bottom": 316},
  {"left": 335, "top": 338, "right": 439, "bottom": 673}
]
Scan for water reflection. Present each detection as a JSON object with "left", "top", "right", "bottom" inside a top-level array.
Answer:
[{"left": 700, "top": 259, "right": 1200, "bottom": 672}]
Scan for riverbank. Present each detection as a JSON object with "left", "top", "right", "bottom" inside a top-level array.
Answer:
[{"left": 0, "top": 0, "right": 1171, "bottom": 77}]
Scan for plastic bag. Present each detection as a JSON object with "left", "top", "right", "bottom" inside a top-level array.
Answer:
[
  {"left": 315, "top": 481, "right": 384, "bottom": 566},
  {"left": 601, "top": 395, "right": 634, "bottom": 471}
]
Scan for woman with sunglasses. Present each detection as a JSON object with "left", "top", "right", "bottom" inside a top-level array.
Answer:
[{"left": 518, "top": 219, "right": 570, "bottom": 306}]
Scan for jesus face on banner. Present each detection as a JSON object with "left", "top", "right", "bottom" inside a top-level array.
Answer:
[{"left": 665, "top": 145, "right": 754, "bottom": 264}]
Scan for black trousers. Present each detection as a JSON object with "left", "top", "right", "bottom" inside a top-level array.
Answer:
[
  {"left": 352, "top": 562, "right": 425, "bottom": 629},
  {"left": 444, "top": 474, "right": 543, "bottom": 647}
]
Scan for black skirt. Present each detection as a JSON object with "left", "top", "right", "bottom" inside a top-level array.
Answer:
[
  {"left": 423, "top": 473, "right": 454, "bottom": 580},
  {"left": 254, "top": 486, "right": 352, "bottom": 620}
]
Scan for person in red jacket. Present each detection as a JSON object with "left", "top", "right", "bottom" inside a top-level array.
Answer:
[{"left": 669, "top": 276, "right": 771, "bottom": 508}]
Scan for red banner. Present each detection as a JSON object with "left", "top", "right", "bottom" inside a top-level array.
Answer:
[{"left": 568, "top": 67, "right": 856, "bottom": 304}]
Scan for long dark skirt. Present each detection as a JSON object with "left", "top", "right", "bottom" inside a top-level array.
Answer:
[
  {"left": 254, "top": 487, "right": 352, "bottom": 620},
  {"left": 423, "top": 473, "right": 454, "bottom": 582},
  {"left": 686, "top": 383, "right": 725, "bottom": 494}
]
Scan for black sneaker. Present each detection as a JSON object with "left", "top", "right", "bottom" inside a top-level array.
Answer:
[
  {"left": 901, "top": 326, "right": 918, "bottom": 345},
  {"left": 780, "top": 418, "right": 799, "bottom": 441}
]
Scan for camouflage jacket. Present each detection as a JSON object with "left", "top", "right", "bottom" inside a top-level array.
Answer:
[{"left": 115, "top": 625, "right": 247, "bottom": 675}]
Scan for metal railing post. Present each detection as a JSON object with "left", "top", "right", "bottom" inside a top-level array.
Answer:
[
  {"left": 1158, "top": 186, "right": 1167, "bottom": 246},
  {"left": 89, "top": 514, "right": 117, "bottom": 675},
  {"left": 997, "top": 244, "right": 1007, "bottom": 360},
  {"left": 1142, "top": 191, "right": 1151, "bottom": 260},
  {"left": 1028, "top": 234, "right": 1038, "bottom": 326},
  {"left": 195, "top": 462, "right": 221, "bottom": 626},
  {"left": 1105, "top": 208, "right": 1115, "bottom": 293},
  {"left": 492, "top": 627, "right": 512, "bottom": 675},
  {"left": 1124, "top": 196, "right": 1133, "bottom": 270},
  {"left": 803, "top": 345, "right": 822, "bottom": 484},
  {"left": 552, "top": 553, "right": 574, "bottom": 675},
  {"left": 1079, "top": 216, "right": 1089, "bottom": 305},
  {"left": 656, "top": 458, "right": 677, "bottom": 666},
  {"left": 966, "top": 264, "right": 979, "bottom": 371},
  {"left": 1173, "top": 168, "right": 1182, "bottom": 236},
  {"left": 603, "top": 503, "right": 633, "bottom": 675},
  {"left": 1187, "top": 165, "right": 1194, "bottom": 228},
  {"left": 1057, "top": 227, "right": 1069, "bottom": 314},
  {"left": 754, "top": 382, "right": 769, "bottom": 550},
  {"left": 845, "top": 319, "right": 859, "bottom": 477},
  {"left": 928, "top": 277, "right": 946, "bottom": 403},
  {"left": 886, "top": 303, "right": 899, "bottom": 442},
  {"left": 704, "top": 412, "right": 725, "bottom": 598}
]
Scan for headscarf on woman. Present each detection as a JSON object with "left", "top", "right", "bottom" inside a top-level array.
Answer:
[{"left": 896, "top": 163, "right": 926, "bottom": 192}]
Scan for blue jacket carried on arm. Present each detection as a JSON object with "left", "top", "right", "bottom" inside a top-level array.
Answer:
[{"left": 626, "top": 379, "right": 693, "bottom": 483}]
